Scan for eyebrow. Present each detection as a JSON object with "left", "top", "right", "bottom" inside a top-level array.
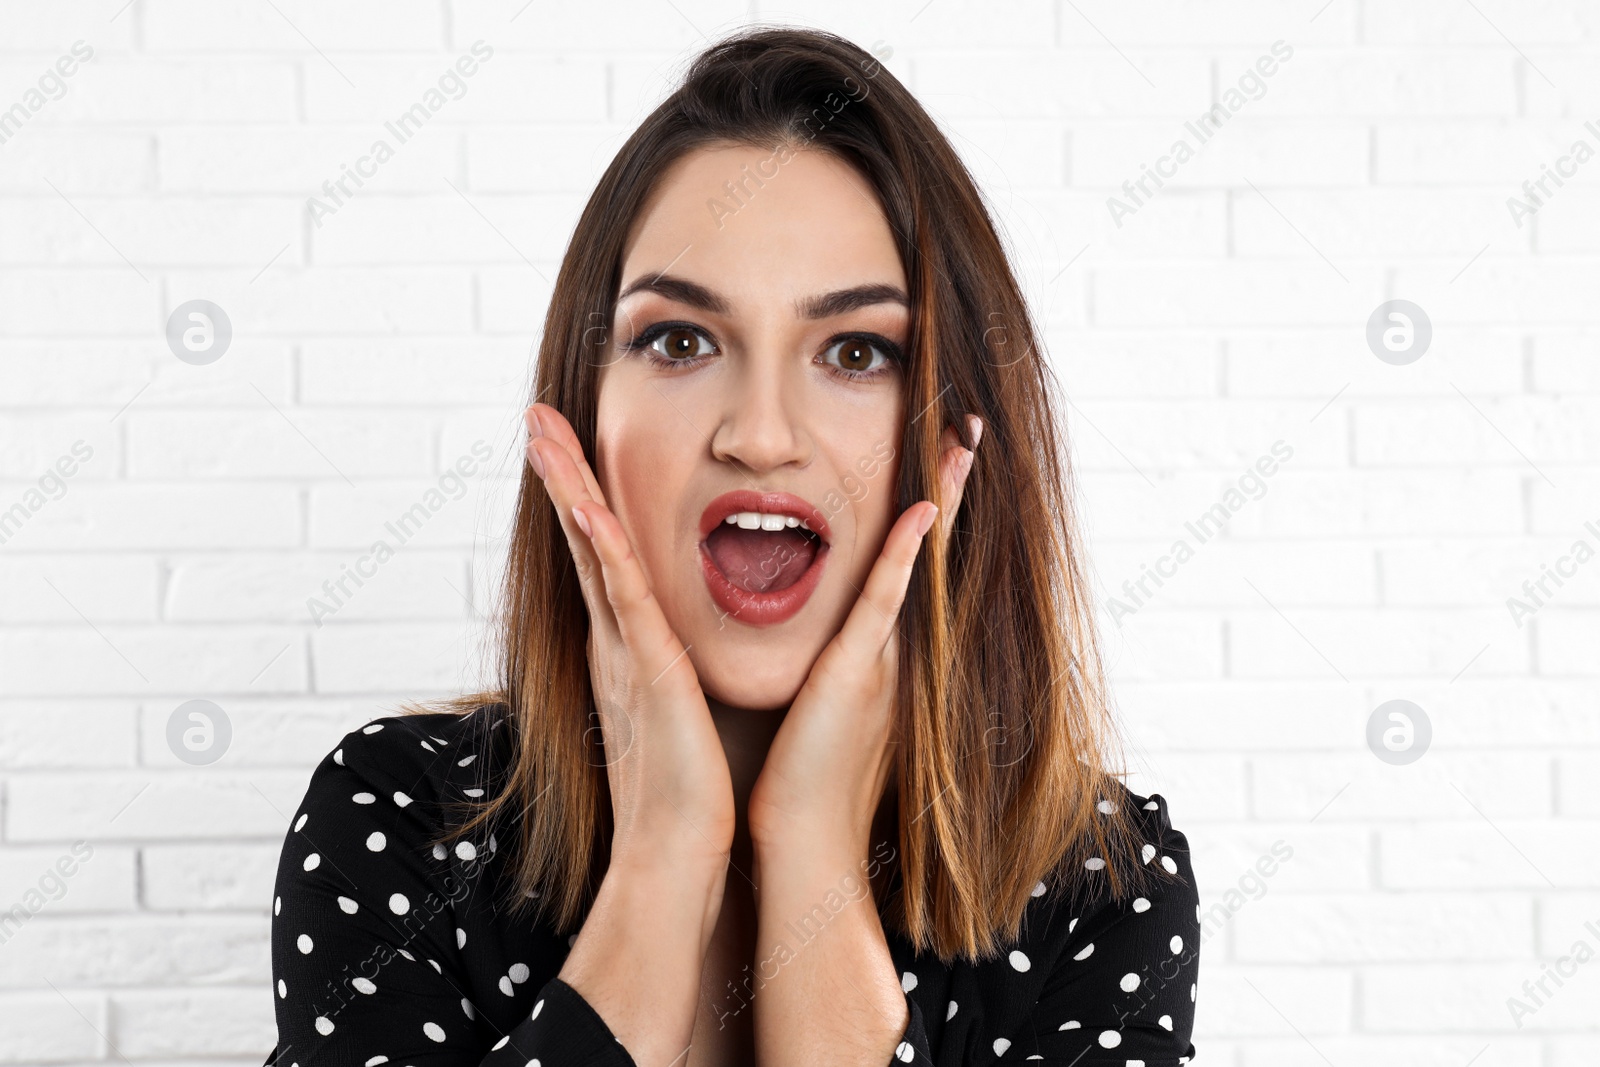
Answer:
[{"left": 616, "top": 273, "right": 909, "bottom": 319}]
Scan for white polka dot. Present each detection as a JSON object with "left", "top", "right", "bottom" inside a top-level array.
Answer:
[
  {"left": 895, "top": 1042, "right": 914, "bottom": 1062},
  {"left": 422, "top": 1021, "right": 445, "bottom": 1042},
  {"left": 1098, "top": 1029, "right": 1121, "bottom": 1048},
  {"left": 456, "top": 841, "right": 477, "bottom": 861},
  {"left": 302, "top": 853, "right": 321, "bottom": 872},
  {"left": 1128, "top": 1061, "right": 1145, "bottom": 1066},
  {"left": 1158, "top": 1014, "right": 1173, "bottom": 1031},
  {"left": 294, "top": 813, "right": 308, "bottom": 832},
  {"left": 363, "top": 723, "right": 384, "bottom": 734},
  {"left": 338, "top": 896, "right": 359, "bottom": 914},
  {"left": 1132, "top": 897, "right": 1151, "bottom": 913},
  {"left": 1074, "top": 943, "right": 1095, "bottom": 961},
  {"left": 354, "top": 977, "right": 376, "bottom": 994},
  {"left": 1190, "top": 982, "right": 1197, "bottom": 1001},
  {"left": 1144, "top": 799, "right": 1158, "bottom": 810},
  {"left": 353, "top": 792, "right": 376, "bottom": 804},
  {"left": 993, "top": 1037, "right": 1011, "bottom": 1055},
  {"left": 1171, "top": 935, "right": 1184, "bottom": 953},
  {"left": 274, "top": 896, "right": 281, "bottom": 915},
  {"left": 1085, "top": 857, "right": 1106, "bottom": 871},
  {"left": 1009, "top": 949, "right": 1031, "bottom": 972},
  {"left": 1097, "top": 799, "right": 1117, "bottom": 814},
  {"left": 433, "top": 844, "right": 448, "bottom": 861},
  {"left": 1140, "top": 844, "right": 1156, "bottom": 864},
  {"left": 297, "top": 934, "right": 313, "bottom": 954},
  {"left": 389, "top": 893, "right": 409, "bottom": 914},
  {"left": 947, "top": 1000, "right": 959, "bottom": 1020},
  {"left": 315, "top": 1016, "right": 333, "bottom": 1035},
  {"left": 490, "top": 834, "right": 498, "bottom": 853},
  {"left": 465, "top": 788, "right": 485, "bottom": 797},
  {"left": 1059, "top": 1020, "right": 1080, "bottom": 1030},
  {"left": 457, "top": 927, "right": 467, "bottom": 949},
  {"left": 277, "top": 979, "right": 287, "bottom": 998},
  {"left": 398, "top": 948, "right": 414, "bottom": 961},
  {"left": 462, "top": 997, "right": 475, "bottom": 1018},
  {"left": 427, "top": 958, "right": 439, "bottom": 971},
  {"left": 901, "top": 971, "right": 918, "bottom": 992},
  {"left": 492, "top": 1037, "right": 509, "bottom": 1051},
  {"left": 367, "top": 831, "right": 387, "bottom": 852},
  {"left": 531, "top": 998, "right": 544, "bottom": 1020},
  {"left": 333, "top": 748, "right": 344, "bottom": 765},
  {"left": 1196, "top": 904, "right": 1201, "bottom": 922},
  {"left": 1068, "top": 917, "right": 1078, "bottom": 933},
  {"left": 394, "top": 791, "right": 413, "bottom": 807},
  {"left": 1161, "top": 856, "right": 1177, "bottom": 874},
  {"left": 459, "top": 754, "right": 478, "bottom": 767},
  {"left": 421, "top": 740, "right": 435, "bottom": 752},
  {"left": 1120, "top": 972, "right": 1140, "bottom": 992},
  {"left": 500, "top": 976, "right": 514, "bottom": 996},
  {"left": 510, "top": 962, "right": 529, "bottom": 983},
  {"left": 1031, "top": 880, "right": 1046, "bottom": 897},
  {"left": 364, "top": 1058, "right": 388, "bottom": 1067}
]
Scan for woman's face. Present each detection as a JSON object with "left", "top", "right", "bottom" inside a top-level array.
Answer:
[{"left": 595, "top": 143, "right": 909, "bottom": 711}]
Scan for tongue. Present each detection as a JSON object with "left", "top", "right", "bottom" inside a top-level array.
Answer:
[{"left": 705, "top": 524, "right": 818, "bottom": 593}]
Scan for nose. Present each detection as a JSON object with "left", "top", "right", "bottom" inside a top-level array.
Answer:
[{"left": 708, "top": 348, "right": 813, "bottom": 475}]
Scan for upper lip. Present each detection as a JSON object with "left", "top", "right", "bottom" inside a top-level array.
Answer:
[{"left": 699, "top": 490, "right": 833, "bottom": 546}]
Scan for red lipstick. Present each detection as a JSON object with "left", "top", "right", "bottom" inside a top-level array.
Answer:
[{"left": 698, "top": 490, "right": 831, "bottom": 626}]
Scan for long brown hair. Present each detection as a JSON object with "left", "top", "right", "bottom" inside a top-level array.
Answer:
[{"left": 396, "top": 24, "right": 1170, "bottom": 963}]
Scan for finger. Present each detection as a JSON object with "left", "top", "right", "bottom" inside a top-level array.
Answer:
[
  {"left": 571, "top": 499, "right": 699, "bottom": 692},
  {"left": 836, "top": 501, "right": 938, "bottom": 653},
  {"left": 527, "top": 402, "right": 609, "bottom": 510},
  {"left": 530, "top": 434, "right": 618, "bottom": 637}
]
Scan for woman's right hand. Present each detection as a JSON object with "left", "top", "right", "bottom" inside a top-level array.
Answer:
[{"left": 524, "top": 401, "right": 736, "bottom": 869}]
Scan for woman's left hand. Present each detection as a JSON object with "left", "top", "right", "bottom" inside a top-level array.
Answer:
[{"left": 747, "top": 415, "right": 981, "bottom": 867}]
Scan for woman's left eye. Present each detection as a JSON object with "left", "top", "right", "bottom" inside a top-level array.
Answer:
[{"left": 821, "top": 337, "right": 893, "bottom": 375}]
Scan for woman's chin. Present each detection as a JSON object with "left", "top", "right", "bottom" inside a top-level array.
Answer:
[{"left": 695, "top": 651, "right": 811, "bottom": 712}]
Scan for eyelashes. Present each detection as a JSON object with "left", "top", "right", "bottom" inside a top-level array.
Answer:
[{"left": 619, "top": 320, "right": 904, "bottom": 381}]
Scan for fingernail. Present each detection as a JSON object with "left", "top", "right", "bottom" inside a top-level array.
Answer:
[
  {"left": 529, "top": 408, "right": 545, "bottom": 439},
  {"left": 528, "top": 439, "right": 546, "bottom": 478},
  {"left": 968, "top": 414, "right": 984, "bottom": 450},
  {"left": 916, "top": 504, "right": 938, "bottom": 537},
  {"left": 572, "top": 505, "right": 592, "bottom": 538},
  {"left": 959, "top": 448, "right": 975, "bottom": 477}
]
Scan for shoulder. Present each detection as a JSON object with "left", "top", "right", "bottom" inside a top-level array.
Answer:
[
  {"left": 288, "top": 703, "right": 515, "bottom": 848},
  {"left": 1049, "top": 778, "right": 1199, "bottom": 935}
]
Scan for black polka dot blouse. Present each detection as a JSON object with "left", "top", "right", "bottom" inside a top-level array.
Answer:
[{"left": 265, "top": 705, "right": 1200, "bottom": 1066}]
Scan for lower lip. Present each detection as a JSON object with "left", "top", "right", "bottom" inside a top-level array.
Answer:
[{"left": 698, "top": 539, "right": 829, "bottom": 626}]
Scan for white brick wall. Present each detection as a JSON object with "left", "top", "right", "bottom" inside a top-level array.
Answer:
[{"left": 1, "top": 1, "right": 1597, "bottom": 1063}]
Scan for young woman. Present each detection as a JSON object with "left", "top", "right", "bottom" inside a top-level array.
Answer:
[{"left": 266, "top": 27, "right": 1199, "bottom": 1067}]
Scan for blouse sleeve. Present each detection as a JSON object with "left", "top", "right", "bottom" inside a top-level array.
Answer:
[
  {"left": 1008, "top": 799, "right": 1202, "bottom": 1064},
  {"left": 269, "top": 736, "right": 637, "bottom": 1067}
]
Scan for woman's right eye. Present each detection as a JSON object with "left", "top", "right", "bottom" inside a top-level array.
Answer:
[{"left": 642, "top": 326, "right": 717, "bottom": 362}]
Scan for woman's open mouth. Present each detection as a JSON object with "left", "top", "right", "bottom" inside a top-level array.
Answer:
[{"left": 698, "top": 490, "right": 831, "bottom": 626}]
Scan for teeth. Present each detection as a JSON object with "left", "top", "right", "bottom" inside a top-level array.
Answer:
[{"left": 723, "top": 510, "right": 814, "bottom": 533}]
